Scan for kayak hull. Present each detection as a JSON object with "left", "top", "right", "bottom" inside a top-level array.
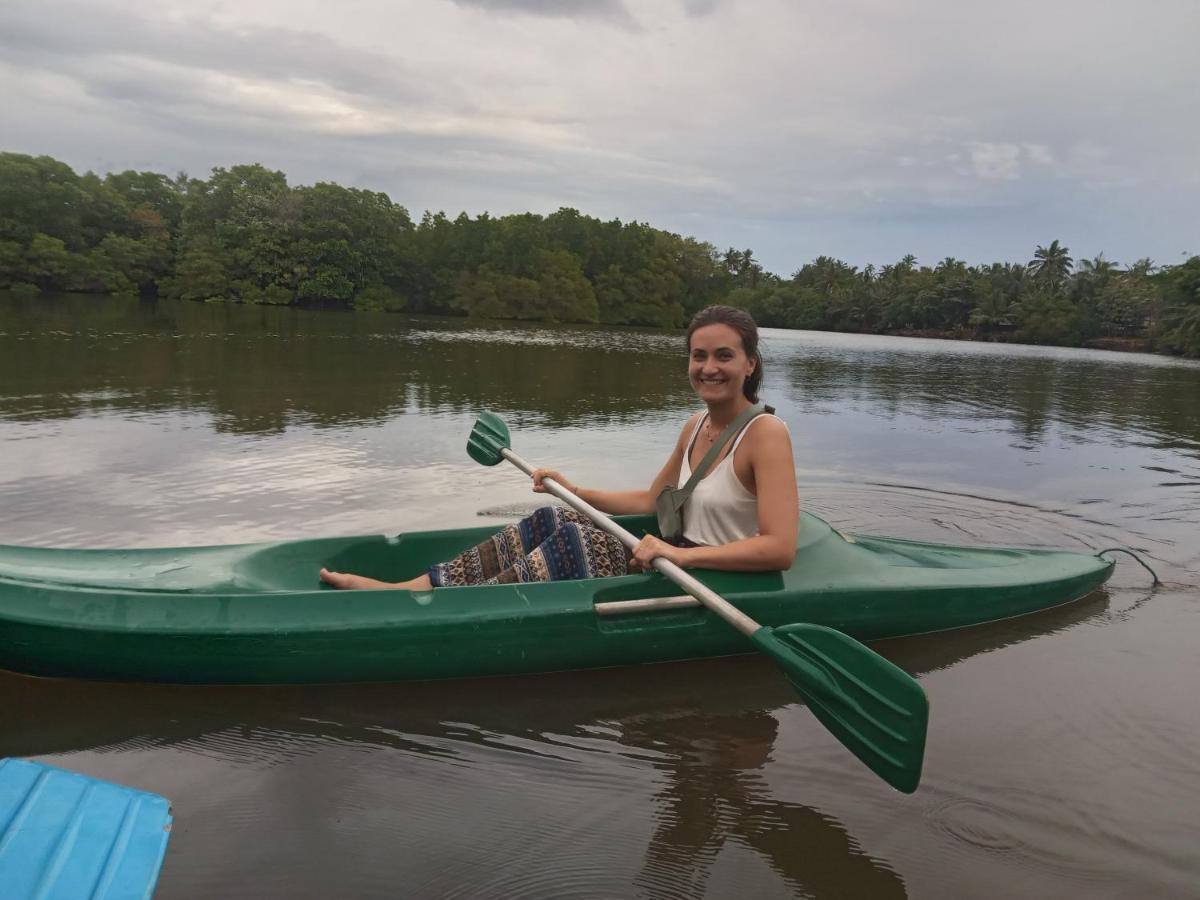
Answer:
[{"left": 0, "top": 513, "right": 1114, "bottom": 684}]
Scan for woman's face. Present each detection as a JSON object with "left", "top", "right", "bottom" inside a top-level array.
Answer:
[{"left": 688, "top": 323, "right": 755, "bottom": 404}]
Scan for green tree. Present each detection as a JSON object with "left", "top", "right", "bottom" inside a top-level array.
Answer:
[
  {"left": 166, "top": 236, "right": 230, "bottom": 301},
  {"left": 24, "top": 233, "right": 81, "bottom": 291},
  {"left": 1096, "top": 278, "right": 1152, "bottom": 336},
  {"left": 722, "top": 247, "right": 764, "bottom": 288},
  {"left": 0, "top": 240, "right": 23, "bottom": 288},
  {"left": 0, "top": 154, "right": 86, "bottom": 247},
  {"left": 1013, "top": 288, "right": 1088, "bottom": 344},
  {"left": 105, "top": 170, "right": 186, "bottom": 235},
  {"left": 169, "top": 164, "right": 293, "bottom": 303},
  {"left": 1028, "top": 240, "right": 1073, "bottom": 286},
  {"left": 534, "top": 249, "right": 597, "bottom": 322},
  {"left": 352, "top": 283, "right": 407, "bottom": 312},
  {"left": 1155, "top": 256, "right": 1200, "bottom": 356},
  {"left": 88, "top": 235, "right": 152, "bottom": 293},
  {"left": 453, "top": 267, "right": 508, "bottom": 318},
  {"left": 291, "top": 182, "right": 414, "bottom": 306}
]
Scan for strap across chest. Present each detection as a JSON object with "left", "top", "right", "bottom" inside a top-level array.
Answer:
[{"left": 681, "top": 404, "right": 764, "bottom": 492}]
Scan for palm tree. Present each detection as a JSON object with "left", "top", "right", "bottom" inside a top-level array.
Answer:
[
  {"left": 1073, "top": 254, "right": 1119, "bottom": 304},
  {"left": 969, "top": 287, "right": 1013, "bottom": 330},
  {"left": 1078, "top": 254, "right": 1119, "bottom": 277},
  {"left": 981, "top": 262, "right": 1027, "bottom": 304},
  {"left": 1028, "top": 240, "right": 1073, "bottom": 285},
  {"left": 798, "top": 256, "right": 856, "bottom": 296}
]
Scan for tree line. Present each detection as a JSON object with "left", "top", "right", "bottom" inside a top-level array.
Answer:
[
  {"left": 732, "top": 244, "right": 1200, "bottom": 358},
  {"left": 2, "top": 152, "right": 1197, "bottom": 355}
]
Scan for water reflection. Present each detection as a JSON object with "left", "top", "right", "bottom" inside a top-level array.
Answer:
[
  {"left": 631, "top": 710, "right": 906, "bottom": 899},
  {"left": 775, "top": 332, "right": 1200, "bottom": 456},
  {"left": 2, "top": 295, "right": 1199, "bottom": 460},
  {"left": 0, "top": 294, "right": 691, "bottom": 432}
]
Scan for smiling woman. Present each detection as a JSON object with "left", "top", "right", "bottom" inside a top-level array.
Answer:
[{"left": 319, "top": 305, "right": 800, "bottom": 590}]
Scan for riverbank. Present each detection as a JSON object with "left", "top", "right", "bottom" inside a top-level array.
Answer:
[
  {"left": 884, "top": 326, "right": 1155, "bottom": 355},
  {"left": 0, "top": 287, "right": 1182, "bottom": 360}
]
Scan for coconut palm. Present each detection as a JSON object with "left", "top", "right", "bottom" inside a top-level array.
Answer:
[
  {"left": 1073, "top": 254, "right": 1120, "bottom": 305},
  {"left": 1028, "top": 240, "right": 1073, "bottom": 285},
  {"left": 1078, "top": 254, "right": 1119, "bottom": 278},
  {"left": 795, "top": 256, "right": 856, "bottom": 296}
]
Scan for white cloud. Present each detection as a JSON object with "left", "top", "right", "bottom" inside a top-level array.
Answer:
[
  {"left": 967, "top": 142, "right": 1056, "bottom": 181},
  {"left": 1024, "top": 143, "right": 1054, "bottom": 166},
  {"left": 970, "top": 143, "right": 1023, "bottom": 181},
  {"left": 449, "top": 0, "right": 636, "bottom": 27}
]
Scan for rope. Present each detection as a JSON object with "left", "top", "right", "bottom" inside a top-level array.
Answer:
[{"left": 1096, "top": 548, "right": 1162, "bottom": 586}]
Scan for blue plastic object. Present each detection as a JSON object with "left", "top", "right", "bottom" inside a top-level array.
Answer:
[{"left": 0, "top": 759, "right": 172, "bottom": 900}]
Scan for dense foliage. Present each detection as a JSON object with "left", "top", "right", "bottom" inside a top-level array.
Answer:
[
  {"left": 730, "top": 245, "right": 1200, "bottom": 357},
  {"left": 2, "top": 152, "right": 1198, "bottom": 355}
]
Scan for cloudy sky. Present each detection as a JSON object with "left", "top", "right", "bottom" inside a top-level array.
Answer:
[{"left": 2, "top": 0, "right": 1197, "bottom": 274}]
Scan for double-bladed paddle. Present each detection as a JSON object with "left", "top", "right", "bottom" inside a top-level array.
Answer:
[{"left": 468, "top": 412, "right": 929, "bottom": 793}]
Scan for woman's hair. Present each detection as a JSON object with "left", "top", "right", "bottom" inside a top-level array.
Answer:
[{"left": 686, "top": 305, "right": 763, "bottom": 403}]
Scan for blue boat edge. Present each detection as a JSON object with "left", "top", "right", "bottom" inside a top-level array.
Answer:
[{"left": 0, "top": 758, "right": 172, "bottom": 900}]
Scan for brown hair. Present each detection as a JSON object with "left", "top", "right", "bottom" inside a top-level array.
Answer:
[{"left": 686, "top": 305, "right": 763, "bottom": 403}]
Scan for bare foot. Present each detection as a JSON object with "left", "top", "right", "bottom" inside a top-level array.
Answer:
[
  {"left": 319, "top": 568, "right": 434, "bottom": 591},
  {"left": 319, "top": 568, "right": 396, "bottom": 590}
]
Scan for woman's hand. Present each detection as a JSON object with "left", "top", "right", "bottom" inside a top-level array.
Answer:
[
  {"left": 629, "top": 534, "right": 691, "bottom": 572},
  {"left": 532, "top": 468, "right": 576, "bottom": 495}
]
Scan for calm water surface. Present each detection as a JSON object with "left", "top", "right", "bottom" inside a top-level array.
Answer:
[{"left": 1, "top": 294, "right": 1197, "bottom": 898}]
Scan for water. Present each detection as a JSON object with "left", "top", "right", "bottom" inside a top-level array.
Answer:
[{"left": 1, "top": 294, "right": 1197, "bottom": 897}]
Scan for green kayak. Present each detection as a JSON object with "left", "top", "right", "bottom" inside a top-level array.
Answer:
[{"left": 0, "top": 511, "right": 1113, "bottom": 685}]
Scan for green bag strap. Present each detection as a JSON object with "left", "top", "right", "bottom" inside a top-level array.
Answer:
[{"left": 676, "top": 403, "right": 766, "bottom": 499}]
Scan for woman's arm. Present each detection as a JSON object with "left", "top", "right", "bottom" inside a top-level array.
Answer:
[
  {"left": 532, "top": 414, "right": 700, "bottom": 515},
  {"left": 631, "top": 417, "right": 799, "bottom": 572}
]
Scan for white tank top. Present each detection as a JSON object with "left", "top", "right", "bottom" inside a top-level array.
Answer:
[{"left": 679, "top": 413, "right": 780, "bottom": 547}]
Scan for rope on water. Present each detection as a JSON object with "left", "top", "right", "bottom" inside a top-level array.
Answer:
[{"left": 1096, "top": 548, "right": 1162, "bottom": 586}]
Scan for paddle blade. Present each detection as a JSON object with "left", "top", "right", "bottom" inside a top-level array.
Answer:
[
  {"left": 467, "top": 412, "right": 511, "bottom": 466},
  {"left": 751, "top": 623, "right": 928, "bottom": 793}
]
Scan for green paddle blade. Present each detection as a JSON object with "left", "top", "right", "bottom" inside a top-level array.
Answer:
[
  {"left": 467, "top": 412, "right": 511, "bottom": 466},
  {"left": 751, "top": 623, "right": 928, "bottom": 793}
]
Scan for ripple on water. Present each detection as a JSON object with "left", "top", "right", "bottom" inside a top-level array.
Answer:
[
  {"left": 437, "top": 861, "right": 634, "bottom": 900},
  {"left": 925, "top": 789, "right": 1116, "bottom": 887},
  {"left": 333, "top": 724, "right": 652, "bottom": 900},
  {"left": 929, "top": 796, "right": 1023, "bottom": 851}
]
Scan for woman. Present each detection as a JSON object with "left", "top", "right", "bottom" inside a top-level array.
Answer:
[{"left": 319, "top": 305, "right": 798, "bottom": 590}]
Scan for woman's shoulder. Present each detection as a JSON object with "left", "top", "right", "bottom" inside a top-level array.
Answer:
[
  {"left": 750, "top": 410, "right": 789, "bottom": 433},
  {"left": 744, "top": 411, "right": 792, "bottom": 448}
]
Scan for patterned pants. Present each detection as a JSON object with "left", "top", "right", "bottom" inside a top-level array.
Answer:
[{"left": 428, "top": 506, "right": 629, "bottom": 587}]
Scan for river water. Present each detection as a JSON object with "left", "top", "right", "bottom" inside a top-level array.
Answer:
[{"left": 1, "top": 294, "right": 1197, "bottom": 898}]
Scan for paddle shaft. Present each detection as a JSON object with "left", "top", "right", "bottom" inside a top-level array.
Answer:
[{"left": 500, "top": 447, "right": 760, "bottom": 638}]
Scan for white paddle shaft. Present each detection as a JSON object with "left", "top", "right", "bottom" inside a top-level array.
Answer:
[{"left": 500, "top": 447, "right": 761, "bottom": 638}]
